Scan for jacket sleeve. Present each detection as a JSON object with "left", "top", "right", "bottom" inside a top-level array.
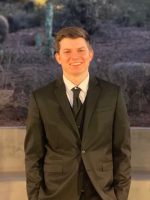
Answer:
[
  {"left": 113, "top": 88, "right": 131, "bottom": 200},
  {"left": 24, "top": 93, "right": 46, "bottom": 200}
]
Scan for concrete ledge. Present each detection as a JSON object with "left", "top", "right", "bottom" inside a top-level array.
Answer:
[
  {"left": 0, "top": 127, "right": 25, "bottom": 172},
  {"left": 131, "top": 127, "right": 150, "bottom": 171},
  {"left": 0, "top": 126, "right": 150, "bottom": 172}
]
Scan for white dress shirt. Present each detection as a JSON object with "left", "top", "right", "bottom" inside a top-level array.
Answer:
[{"left": 63, "top": 74, "right": 89, "bottom": 107}]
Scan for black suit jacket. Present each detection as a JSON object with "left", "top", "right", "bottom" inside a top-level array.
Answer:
[{"left": 24, "top": 76, "right": 131, "bottom": 200}]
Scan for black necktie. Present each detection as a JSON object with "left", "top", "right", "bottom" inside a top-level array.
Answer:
[{"left": 72, "top": 87, "right": 82, "bottom": 117}]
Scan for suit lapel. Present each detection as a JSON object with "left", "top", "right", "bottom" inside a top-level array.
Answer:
[
  {"left": 82, "top": 77, "right": 101, "bottom": 142},
  {"left": 54, "top": 78, "right": 80, "bottom": 139}
]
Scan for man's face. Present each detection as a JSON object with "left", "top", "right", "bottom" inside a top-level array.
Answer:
[{"left": 55, "top": 37, "right": 94, "bottom": 78}]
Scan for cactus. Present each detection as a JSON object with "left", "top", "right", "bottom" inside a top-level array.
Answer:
[
  {"left": 35, "top": 33, "right": 42, "bottom": 47},
  {"left": 44, "top": 2, "right": 54, "bottom": 57},
  {"left": 0, "top": 15, "right": 9, "bottom": 44}
]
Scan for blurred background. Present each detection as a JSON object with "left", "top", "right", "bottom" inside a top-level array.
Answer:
[{"left": 0, "top": 0, "right": 150, "bottom": 199}]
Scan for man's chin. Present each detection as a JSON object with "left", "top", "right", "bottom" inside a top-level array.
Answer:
[
  {"left": 71, "top": 71, "right": 84, "bottom": 76},
  {"left": 70, "top": 68, "right": 86, "bottom": 75}
]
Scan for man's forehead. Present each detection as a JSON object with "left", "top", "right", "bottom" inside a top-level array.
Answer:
[
  {"left": 60, "top": 37, "right": 87, "bottom": 43},
  {"left": 59, "top": 37, "right": 88, "bottom": 48}
]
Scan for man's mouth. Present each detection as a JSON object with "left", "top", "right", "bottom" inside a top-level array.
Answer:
[{"left": 70, "top": 62, "right": 82, "bottom": 66}]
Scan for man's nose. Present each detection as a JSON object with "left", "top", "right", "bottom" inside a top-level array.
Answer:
[{"left": 71, "top": 51, "right": 79, "bottom": 59}]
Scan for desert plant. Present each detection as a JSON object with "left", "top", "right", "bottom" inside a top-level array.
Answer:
[
  {"left": 0, "top": 15, "right": 9, "bottom": 43},
  {"left": 0, "top": 50, "right": 15, "bottom": 89},
  {"left": 107, "top": 0, "right": 150, "bottom": 27},
  {"left": 23, "top": 1, "right": 35, "bottom": 12},
  {"left": 44, "top": 2, "right": 54, "bottom": 56},
  {"left": 7, "top": 11, "right": 44, "bottom": 32},
  {"left": 63, "top": 0, "right": 98, "bottom": 34}
]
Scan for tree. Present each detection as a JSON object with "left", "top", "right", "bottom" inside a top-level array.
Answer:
[{"left": 63, "top": 0, "right": 98, "bottom": 34}]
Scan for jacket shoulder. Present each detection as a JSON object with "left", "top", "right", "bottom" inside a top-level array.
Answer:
[
  {"left": 95, "top": 77, "right": 120, "bottom": 91},
  {"left": 32, "top": 79, "right": 57, "bottom": 97}
]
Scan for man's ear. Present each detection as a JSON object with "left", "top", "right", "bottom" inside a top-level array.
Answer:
[
  {"left": 89, "top": 49, "right": 94, "bottom": 61},
  {"left": 55, "top": 52, "right": 61, "bottom": 65}
]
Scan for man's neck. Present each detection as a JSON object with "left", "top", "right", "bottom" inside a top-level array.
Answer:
[{"left": 63, "top": 73, "right": 89, "bottom": 86}]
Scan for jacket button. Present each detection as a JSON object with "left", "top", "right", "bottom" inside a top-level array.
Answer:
[{"left": 81, "top": 150, "right": 86, "bottom": 154}]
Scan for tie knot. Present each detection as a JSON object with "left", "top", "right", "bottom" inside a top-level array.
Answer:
[{"left": 72, "top": 87, "right": 81, "bottom": 98}]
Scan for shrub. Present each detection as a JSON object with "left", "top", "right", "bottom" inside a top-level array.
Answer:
[
  {"left": 23, "top": 1, "right": 35, "bottom": 12},
  {"left": 56, "top": 0, "right": 98, "bottom": 34},
  {"left": 7, "top": 11, "right": 44, "bottom": 32},
  {"left": 109, "top": 0, "right": 150, "bottom": 27}
]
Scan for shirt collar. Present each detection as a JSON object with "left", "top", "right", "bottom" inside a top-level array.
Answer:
[{"left": 63, "top": 73, "right": 89, "bottom": 94}]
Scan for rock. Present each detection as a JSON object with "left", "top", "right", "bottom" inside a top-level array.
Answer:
[{"left": 0, "top": 15, "right": 9, "bottom": 43}]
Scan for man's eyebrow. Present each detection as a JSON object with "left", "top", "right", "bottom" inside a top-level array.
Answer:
[
  {"left": 62, "top": 47, "right": 86, "bottom": 51},
  {"left": 62, "top": 48, "right": 71, "bottom": 51},
  {"left": 78, "top": 47, "right": 86, "bottom": 49}
]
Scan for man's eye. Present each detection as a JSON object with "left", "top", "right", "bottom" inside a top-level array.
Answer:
[
  {"left": 64, "top": 51, "right": 70, "bottom": 54},
  {"left": 79, "top": 49, "right": 85, "bottom": 52}
]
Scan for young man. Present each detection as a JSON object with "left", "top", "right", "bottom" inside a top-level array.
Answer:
[{"left": 25, "top": 26, "right": 131, "bottom": 200}]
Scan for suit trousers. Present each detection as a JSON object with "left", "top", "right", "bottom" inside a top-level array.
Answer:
[{"left": 79, "top": 161, "right": 102, "bottom": 200}]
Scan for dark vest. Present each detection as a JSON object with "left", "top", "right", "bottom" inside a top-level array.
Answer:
[
  {"left": 74, "top": 99, "right": 86, "bottom": 139},
  {"left": 72, "top": 100, "right": 100, "bottom": 199}
]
